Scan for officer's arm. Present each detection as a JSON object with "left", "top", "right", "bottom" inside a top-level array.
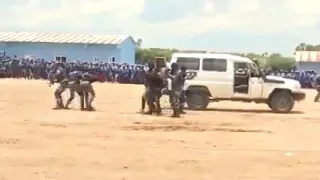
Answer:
[{"left": 167, "top": 73, "right": 176, "bottom": 80}]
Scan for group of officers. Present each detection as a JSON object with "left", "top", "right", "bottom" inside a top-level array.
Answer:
[
  {"left": 48, "top": 57, "right": 189, "bottom": 117},
  {"left": 140, "top": 59, "right": 187, "bottom": 118},
  {"left": 48, "top": 61, "right": 97, "bottom": 111}
]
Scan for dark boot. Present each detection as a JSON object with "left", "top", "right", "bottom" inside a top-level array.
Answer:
[
  {"left": 179, "top": 107, "right": 186, "bottom": 114},
  {"left": 171, "top": 110, "right": 180, "bottom": 118},
  {"left": 155, "top": 108, "right": 162, "bottom": 116},
  {"left": 64, "top": 99, "right": 73, "bottom": 109},
  {"left": 144, "top": 109, "right": 153, "bottom": 115},
  {"left": 86, "top": 105, "right": 96, "bottom": 111},
  {"left": 53, "top": 101, "right": 64, "bottom": 109}
]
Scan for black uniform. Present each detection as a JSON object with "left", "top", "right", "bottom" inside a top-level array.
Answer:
[{"left": 144, "top": 64, "right": 163, "bottom": 115}]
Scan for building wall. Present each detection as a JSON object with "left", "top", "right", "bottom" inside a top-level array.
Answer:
[
  {"left": 297, "top": 62, "right": 320, "bottom": 73},
  {"left": 118, "top": 37, "right": 136, "bottom": 64},
  {"left": 0, "top": 38, "right": 135, "bottom": 63}
]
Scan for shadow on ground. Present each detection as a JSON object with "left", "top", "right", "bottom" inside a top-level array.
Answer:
[
  {"left": 185, "top": 108, "right": 304, "bottom": 114},
  {"left": 122, "top": 124, "right": 272, "bottom": 133}
]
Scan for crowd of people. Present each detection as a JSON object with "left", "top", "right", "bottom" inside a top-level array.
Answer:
[
  {"left": 263, "top": 69, "right": 317, "bottom": 88},
  {"left": 0, "top": 55, "right": 147, "bottom": 84},
  {"left": 0, "top": 55, "right": 318, "bottom": 89}
]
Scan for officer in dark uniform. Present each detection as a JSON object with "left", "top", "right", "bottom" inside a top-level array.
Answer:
[
  {"left": 314, "top": 75, "right": 320, "bottom": 102},
  {"left": 144, "top": 62, "right": 163, "bottom": 115}
]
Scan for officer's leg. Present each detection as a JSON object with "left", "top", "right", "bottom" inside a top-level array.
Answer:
[
  {"left": 65, "top": 86, "right": 75, "bottom": 109},
  {"left": 76, "top": 91, "right": 85, "bottom": 110},
  {"left": 314, "top": 90, "right": 320, "bottom": 102},
  {"left": 83, "top": 92, "right": 88, "bottom": 110},
  {"left": 154, "top": 90, "right": 162, "bottom": 115},
  {"left": 179, "top": 90, "right": 186, "bottom": 114},
  {"left": 86, "top": 84, "right": 96, "bottom": 111},
  {"left": 170, "top": 90, "right": 181, "bottom": 118},
  {"left": 140, "top": 90, "right": 146, "bottom": 113},
  {"left": 53, "top": 85, "right": 65, "bottom": 109},
  {"left": 145, "top": 90, "right": 155, "bottom": 114}
]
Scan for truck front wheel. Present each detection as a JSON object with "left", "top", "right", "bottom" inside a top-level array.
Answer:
[
  {"left": 269, "top": 91, "right": 294, "bottom": 113},
  {"left": 186, "top": 91, "right": 209, "bottom": 110}
]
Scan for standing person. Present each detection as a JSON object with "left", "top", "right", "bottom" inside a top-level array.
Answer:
[
  {"left": 48, "top": 65, "right": 68, "bottom": 109},
  {"left": 167, "top": 63, "right": 185, "bottom": 118},
  {"left": 64, "top": 70, "right": 84, "bottom": 110},
  {"left": 144, "top": 62, "right": 163, "bottom": 115},
  {"left": 80, "top": 72, "right": 97, "bottom": 111}
]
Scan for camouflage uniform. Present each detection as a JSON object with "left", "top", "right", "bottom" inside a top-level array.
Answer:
[
  {"left": 48, "top": 67, "right": 68, "bottom": 109},
  {"left": 168, "top": 63, "right": 185, "bottom": 117},
  {"left": 81, "top": 72, "right": 96, "bottom": 111}
]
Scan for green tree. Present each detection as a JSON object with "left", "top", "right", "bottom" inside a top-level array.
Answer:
[
  {"left": 135, "top": 48, "right": 176, "bottom": 64},
  {"left": 295, "top": 43, "right": 320, "bottom": 51},
  {"left": 295, "top": 43, "right": 307, "bottom": 51},
  {"left": 267, "top": 53, "right": 295, "bottom": 70}
]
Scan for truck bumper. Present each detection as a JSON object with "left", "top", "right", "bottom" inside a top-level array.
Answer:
[{"left": 292, "top": 92, "right": 306, "bottom": 101}]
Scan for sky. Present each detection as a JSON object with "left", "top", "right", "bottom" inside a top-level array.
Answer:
[{"left": 1, "top": 0, "right": 320, "bottom": 56}]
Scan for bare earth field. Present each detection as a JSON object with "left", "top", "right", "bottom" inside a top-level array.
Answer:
[{"left": 0, "top": 79, "right": 320, "bottom": 180}]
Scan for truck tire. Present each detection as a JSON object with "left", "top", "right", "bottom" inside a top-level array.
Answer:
[
  {"left": 269, "top": 91, "right": 294, "bottom": 113},
  {"left": 186, "top": 91, "right": 209, "bottom": 110}
]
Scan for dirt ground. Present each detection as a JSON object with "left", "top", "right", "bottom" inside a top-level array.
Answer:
[{"left": 0, "top": 79, "right": 320, "bottom": 180}]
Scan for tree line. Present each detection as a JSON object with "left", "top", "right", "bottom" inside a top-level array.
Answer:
[{"left": 134, "top": 40, "right": 320, "bottom": 70}]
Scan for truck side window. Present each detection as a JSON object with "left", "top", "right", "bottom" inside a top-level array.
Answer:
[
  {"left": 234, "top": 62, "right": 248, "bottom": 75},
  {"left": 202, "top": 58, "right": 227, "bottom": 72},
  {"left": 176, "top": 57, "right": 200, "bottom": 70}
]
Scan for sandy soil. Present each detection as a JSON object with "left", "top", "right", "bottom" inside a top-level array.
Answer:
[{"left": 0, "top": 79, "right": 320, "bottom": 180}]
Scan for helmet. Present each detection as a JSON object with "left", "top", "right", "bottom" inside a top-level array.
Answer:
[{"left": 171, "top": 62, "right": 178, "bottom": 69}]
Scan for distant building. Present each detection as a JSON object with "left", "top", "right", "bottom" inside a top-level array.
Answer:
[
  {"left": 295, "top": 51, "right": 320, "bottom": 72},
  {"left": 0, "top": 32, "right": 136, "bottom": 64}
]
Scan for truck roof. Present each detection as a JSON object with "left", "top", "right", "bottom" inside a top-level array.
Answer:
[{"left": 171, "top": 53, "right": 252, "bottom": 63}]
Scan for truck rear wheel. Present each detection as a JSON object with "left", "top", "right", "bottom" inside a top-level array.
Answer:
[
  {"left": 269, "top": 91, "right": 294, "bottom": 113},
  {"left": 186, "top": 91, "right": 209, "bottom": 110}
]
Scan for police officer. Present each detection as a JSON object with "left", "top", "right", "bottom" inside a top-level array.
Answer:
[
  {"left": 314, "top": 75, "right": 320, "bottom": 102},
  {"left": 48, "top": 65, "right": 68, "bottom": 109},
  {"left": 167, "top": 63, "right": 185, "bottom": 117},
  {"left": 81, "top": 72, "right": 96, "bottom": 111},
  {"left": 64, "top": 70, "right": 84, "bottom": 109},
  {"left": 144, "top": 62, "right": 162, "bottom": 115}
]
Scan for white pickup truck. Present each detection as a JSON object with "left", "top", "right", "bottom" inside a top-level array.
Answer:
[{"left": 169, "top": 52, "right": 305, "bottom": 113}]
